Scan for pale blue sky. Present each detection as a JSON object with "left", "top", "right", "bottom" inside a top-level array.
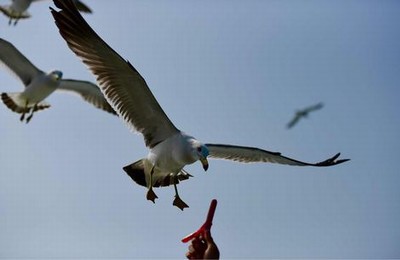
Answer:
[{"left": 1, "top": 0, "right": 399, "bottom": 258}]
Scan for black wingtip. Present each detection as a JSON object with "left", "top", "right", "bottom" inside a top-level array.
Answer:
[
  {"left": 335, "top": 158, "right": 351, "bottom": 165},
  {"left": 315, "top": 153, "right": 350, "bottom": 166}
]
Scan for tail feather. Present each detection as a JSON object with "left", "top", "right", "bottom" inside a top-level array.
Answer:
[
  {"left": 123, "top": 159, "right": 192, "bottom": 188},
  {"left": 1, "top": 93, "right": 50, "bottom": 114},
  {"left": 123, "top": 159, "right": 147, "bottom": 187}
]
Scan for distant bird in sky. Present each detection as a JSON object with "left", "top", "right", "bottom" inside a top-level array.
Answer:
[
  {"left": 286, "top": 102, "right": 324, "bottom": 129},
  {"left": 51, "top": 0, "right": 349, "bottom": 210},
  {"left": 0, "top": 38, "right": 116, "bottom": 123},
  {"left": 0, "top": 0, "right": 91, "bottom": 25}
]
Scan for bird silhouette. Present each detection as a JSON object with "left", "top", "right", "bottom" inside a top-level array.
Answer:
[{"left": 287, "top": 102, "right": 324, "bottom": 129}]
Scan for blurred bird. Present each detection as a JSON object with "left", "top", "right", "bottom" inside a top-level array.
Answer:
[
  {"left": 286, "top": 102, "right": 324, "bottom": 129},
  {"left": 51, "top": 0, "right": 349, "bottom": 210},
  {"left": 0, "top": 0, "right": 91, "bottom": 25},
  {"left": 0, "top": 38, "right": 116, "bottom": 123}
]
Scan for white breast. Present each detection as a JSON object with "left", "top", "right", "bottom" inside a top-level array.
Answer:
[
  {"left": 147, "top": 132, "right": 197, "bottom": 174},
  {"left": 20, "top": 74, "right": 59, "bottom": 105}
]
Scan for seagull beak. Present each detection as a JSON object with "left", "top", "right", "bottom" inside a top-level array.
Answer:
[{"left": 200, "top": 157, "right": 209, "bottom": 171}]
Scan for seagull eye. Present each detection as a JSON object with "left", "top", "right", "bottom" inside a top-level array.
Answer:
[{"left": 197, "top": 147, "right": 202, "bottom": 152}]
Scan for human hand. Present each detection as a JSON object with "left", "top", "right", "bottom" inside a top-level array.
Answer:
[{"left": 185, "top": 230, "right": 219, "bottom": 259}]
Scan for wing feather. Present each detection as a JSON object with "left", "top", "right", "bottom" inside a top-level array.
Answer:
[
  {"left": 51, "top": 0, "right": 179, "bottom": 148},
  {"left": 205, "top": 144, "right": 349, "bottom": 166},
  {"left": 57, "top": 79, "right": 116, "bottom": 115}
]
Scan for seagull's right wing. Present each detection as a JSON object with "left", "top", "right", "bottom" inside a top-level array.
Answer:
[
  {"left": 206, "top": 144, "right": 349, "bottom": 166},
  {"left": 51, "top": 0, "right": 179, "bottom": 148},
  {"left": 0, "top": 38, "right": 43, "bottom": 87}
]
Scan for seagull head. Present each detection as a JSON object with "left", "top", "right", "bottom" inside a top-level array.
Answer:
[
  {"left": 49, "top": 70, "right": 63, "bottom": 81},
  {"left": 193, "top": 144, "right": 209, "bottom": 171}
]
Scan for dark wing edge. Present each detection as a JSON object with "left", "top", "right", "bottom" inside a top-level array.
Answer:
[{"left": 205, "top": 143, "right": 350, "bottom": 167}]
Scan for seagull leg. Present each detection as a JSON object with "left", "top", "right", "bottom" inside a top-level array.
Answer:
[
  {"left": 26, "top": 104, "right": 37, "bottom": 123},
  {"left": 20, "top": 100, "right": 32, "bottom": 123},
  {"left": 172, "top": 179, "right": 189, "bottom": 210},
  {"left": 20, "top": 100, "right": 29, "bottom": 122},
  {"left": 20, "top": 111, "right": 26, "bottom": 122},
  {"left": 146, "top": 165, "right": 158, "bottom": 203}
]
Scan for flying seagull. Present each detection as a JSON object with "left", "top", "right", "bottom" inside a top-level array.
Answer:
[
  {"left": 51, "top": 0, "right": 349, "bottom": 210},
  {"left": 0, "top": 38, "right": 116, "bottom": 123},
  {"left": 287, "top": 102, "right": 324, "bottom": 129},
  {"left": 0, "top": 0, "right": 91, "bottom": 25}
]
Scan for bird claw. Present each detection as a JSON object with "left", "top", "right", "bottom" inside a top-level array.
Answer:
[
  {"left": 146, "top": 188, "right": 158, "bottom": 203},
  {"left": 173, "top": 196, "right": 189, "bottom": 211}
]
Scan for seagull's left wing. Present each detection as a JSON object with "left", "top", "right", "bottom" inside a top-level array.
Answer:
[
  {"left": 58, "top": 79, "right": 116, "bottom": 115},
  {"left": 51, "top": 0, "right": 179, "bottom": 148},
  {"left": 205, "top": 144, "right": 349, "bottom": 166}
]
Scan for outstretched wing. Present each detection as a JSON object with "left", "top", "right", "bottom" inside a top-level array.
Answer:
[
  {"left": 51, "top": 0, "right": 179, "bottom": 148},
  {"left": 58, "top": 79, "right": 117, "bottom": 115},
  {"left": 205, "top": 144, "right": 349, "bottom": 166},
  {"left": 0, "top": 38, "right": 43, "bottom": 87}
]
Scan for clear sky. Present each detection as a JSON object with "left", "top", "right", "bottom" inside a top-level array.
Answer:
[{"left": 1, "top": 0, "right": 399, "bottom": 258}]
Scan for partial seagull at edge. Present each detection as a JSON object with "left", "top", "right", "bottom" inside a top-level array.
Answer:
[
  {"left": 0, "top": 38, "right": 116, "bottom": 123},
  {"left": 0, "top": 0, "right": 91, "bottom": 25}
]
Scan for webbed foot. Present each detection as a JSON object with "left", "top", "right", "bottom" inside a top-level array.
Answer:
[
  {"left": 146, "top": 188, "right": 158, "bottom": 203},
  {"left": 173, "top": 195, "right": 189, "bottom": 211}
]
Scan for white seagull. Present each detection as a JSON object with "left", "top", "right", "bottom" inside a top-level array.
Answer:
[
  {"left": 287, "top": 102, "right": 324, "bottom": 129},
  {"left": 51, "top": 0, "right": 349, "bottom": 210},
  {"left": 0, "top": 0, "right": 91, "bottom": 25},
  {"left": 0, "top": 38, "right": 116, "bottom": 123}
]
